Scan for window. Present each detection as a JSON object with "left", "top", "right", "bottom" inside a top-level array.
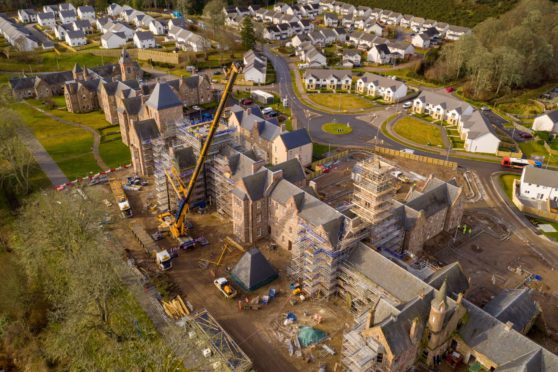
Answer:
[
  {"left": 376, "top": 353, "right": 383, "bottom": 363},
  {"left": 257, "top": 228, "right": 262, "bottom": 237}
]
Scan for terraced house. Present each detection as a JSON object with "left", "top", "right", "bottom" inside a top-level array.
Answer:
[{"left": 303, "top": 69, "right": 352, "bottom": 91}]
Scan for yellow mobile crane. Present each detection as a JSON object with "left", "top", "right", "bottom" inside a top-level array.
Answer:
[{"left": 158, "top": 61, "right": 243, "bottom": 246}]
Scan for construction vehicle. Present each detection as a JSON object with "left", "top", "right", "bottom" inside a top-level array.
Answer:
[
  {"left": 214, "top": 277, "right": 237, "bottom": 299},
  {"left": 157, "top": 61, "right": 243, "bottom": 245},
  {"left": 156, "top": 250, "right": 172, "bottom": 270},
  {"left": 109, "top": 178, "right": 132, "bottom": 218}
]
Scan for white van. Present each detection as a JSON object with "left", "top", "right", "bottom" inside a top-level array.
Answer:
[{"left": 261, "top": 107, "right": 274, "bottom": 115}]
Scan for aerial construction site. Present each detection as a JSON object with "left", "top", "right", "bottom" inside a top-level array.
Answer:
[{"left": 71, "top": 60, "right": 558, "bottom": 371}]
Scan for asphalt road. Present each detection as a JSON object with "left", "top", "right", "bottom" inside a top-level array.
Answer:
[{"left": 263, "top": 48, "right": 558, "bottom": 268}]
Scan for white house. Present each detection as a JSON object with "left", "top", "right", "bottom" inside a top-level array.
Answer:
[
  {"left": 272, "top": 129, "right": 313, "bottom": 166},
  {"left": 108, "top": 23, "right": 134, "bottom": 40},
  {"left": 388, "top": 41, "right": 415, "bottom": 59},
  {"left": 18, "top": 9, "right": 37, "bottom": 23},
  {"left": 149, "top": 19, "right": 165, "bottom": 35},
  {"left": 77, "top": 5, "right": 95, "bottom": 20},
  {"left": 133, "top": 31, "right": 156, "bottom": 49},
  {"left": 65, "top": 29, "right": 87, "bottom": 47},
  {"left": 342, "top": 49, "right": 361, "bottom": 67},
  {"left": 101, "top": 30, "right": 127, "bottom": 49},
  {"left": 59, "top": 10, "right": 77, "bottom": 24},
  {"left": 532, "top": 110, "right": 558, "bottom": 133},
  {"left": 445, "top": 25, "right": 471, "bottom": 41},
  {"left": 412, "top": 91, "right": 473, "bottom": 124},
  {"left": 243, "top": 50, "right": 267, "bottom": 84},
  {"left": 73, "top": 20, "right": 93, "bottom": 34},
  {"left": 459, "top": 111, "right": 501, "bottom": 154},
  {"left": 324, "top": 13, "right": 338, "bottom": 27},
  {"left": 303, "top": 69, "right": 352, "bottom": 91},
  {"left": 356, "top": 73, "right": 408, "bottom": 103},
  {"left": 366, "top": 23, "right": 384, "bottom": 36},
  {"left": 367, "top": 44, "right": 394, "bottom": 64},
  {"left": 519, "top": 166, "right": 558, "bottom": 203},
  {"left": 37, "top": 12, "right": 56, "bottom": 28},
  {"left": 54, "top": 24, "right": 71, "bottom": 40},
  {"left": 43, "top": 5, "right": 59, "bottom": 13},
  {"left": 59, "top": 3, "right": 76, "bottom": 11},
  {"left": 107, "top": 3, "right": 122, "bottom": 17}
]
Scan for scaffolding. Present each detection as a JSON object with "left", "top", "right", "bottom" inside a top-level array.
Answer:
[
  {"left": 341, "top": 311, "right": 384, "bottom": 372},
  {"left": 351, "top": 156, "right": 405, "bottom": 252}
]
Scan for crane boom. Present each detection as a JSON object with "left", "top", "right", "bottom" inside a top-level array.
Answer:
[{"left": 167, "top": 61, "right": 243, "bottom": 239}]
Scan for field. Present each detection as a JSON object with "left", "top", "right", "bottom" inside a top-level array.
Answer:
[
  {"left": 322, "top": 122, "right": 353, "bottom": 135},
  {"left": 307, "top": 93, "right": 375, "bottom": 111},
  {"left": 13, "top": 103, "right": 100, "bottom": 180},
  {"left": 393, "top": 117, "right": 444, "bottom": 147}
]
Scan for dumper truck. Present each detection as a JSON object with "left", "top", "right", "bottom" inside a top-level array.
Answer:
[
  {"left": 109, "top": 178, "right": 132, "bottom": 218},
  {"left": 214, "top": 277, "right": 237, "bottom": 299},
  {"left": 156, "top": 250, "right": 172, "bottom": 271}
]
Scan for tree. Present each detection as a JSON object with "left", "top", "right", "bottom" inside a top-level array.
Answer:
[
  {"left": 174, "top": 0, "right": 191, "bottom": 15},
  {"left": 203, "top": 0, "right": 225, "bottom": 40},
  {"left": 0, "top": 109, "right": 34, "bottom": 196},
  {"left": 131, "top": 0, "right": 144, "bottom": 10},
  {"left": 240, "top": 17, "right": 256, "bottom": 50}
]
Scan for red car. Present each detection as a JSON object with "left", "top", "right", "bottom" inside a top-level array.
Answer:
[
  {"left": 445, "top": 87, "right": 455, "bottom": 93},
  {"left": 240, "top": 98, "right": 253, "bottom": 105}
]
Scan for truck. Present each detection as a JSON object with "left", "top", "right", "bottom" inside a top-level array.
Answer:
[
  {"left": 214, "top": 277, "right": 237, "bottom": 299},
  {"left": 109, "top": 178, "right": 132, "bottom": 217},
  {"left": 156, "top": 250, "right": 172, "bottom": 271}
]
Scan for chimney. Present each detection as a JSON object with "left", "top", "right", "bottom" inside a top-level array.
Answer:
[
  {"left": 409, "top": 317, "right": 419, "bottom": 344},
  {"left": 504, "top": 321, "right": 514, "bottom": 331},
  {"left": 456, "top": 292, "right": 463, "bottom": 305}
]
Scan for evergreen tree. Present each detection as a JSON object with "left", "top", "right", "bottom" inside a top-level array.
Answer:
[{"left": 240, "top": 17, "right": 256, "bottom": 50}]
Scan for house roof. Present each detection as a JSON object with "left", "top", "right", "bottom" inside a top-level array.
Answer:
[
  {"left": 133, "top": 119, "right": 160, "bottom": 142},
  {"left": 267, "top": 158, "right": 305, "bottom": 185},
  {"left": 145, "top": 82, "right": 182, "bottom": 110},
  {"left": 483, "top": 288, "right": 540, "bottom": 333},
  {"left": 303, "top": 68, "right": 352, "bottom": 81},
  {"left": 279, "top": 128, "right": 311, "bottom": 150},
  {"left": 37, "top": 12, "right": 55, "bottom": 20},
  {"left": 78, "top": 5, "right": 95, "bottom": 13},
  {"left": 426, "top": 262, "right": 469, "bottom": 298},
  {"left": 122, "top": 96, "right": 143, "bottom": 115},
  {"left": 65, "top": 29, "right": 85, "bottom": 39},
  {"left": 522, "top": 166, "right": 558, "bottom": 189},
  {"left": 135, "top": 30, "right": 154, "bottom": 41},
  {"left": 59, "top": 10, "right": 76, "bottom": 18},
  {"left": 358, "top": 72, "right": 405, "bottom": 91},
  {"left": 540, "top": 109, "right": 558, "bottom": 123}
]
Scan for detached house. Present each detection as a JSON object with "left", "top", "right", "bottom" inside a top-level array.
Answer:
[
  {"left": 533, "top": 110, "right": 558, "bottom": 133},
  {"left": 54, "top": 24, "right": 72, "bottom": 40},
  {"left": 324, "top": 13, "right": 338, "bottom": 27},
  {"left": 59, "top": 10, "right": 77, "bottom": 24},
  {"left": 107, "top": 3, "right": 123, "bottom": 17},
  {"left": 18, "top": 9, "right": 37, "bottom": 23},
  {"left": 445, "top": 25, "right": 471, "bottom": 40},
  {"left": 133, "top": 31, "right": 156, "bottom": 49},
  {"left": 303, "top": 69, "right": 352, "bottom": 91},
  {"left": 356, "top": 73, "right": 408, "bottom": 103},
  {"left": 272, "top": 129, "right": 313, "bottom": 166},
  {"left": 65, "top": 29, "right": 87, "bottom": 47},
  {"left": 73, "top": 20, "right": 93, "bottom": 34},
  {"left": 458, "top": 111, "right": 501, "bottom": 154},
  {"left": 243, "top": 50, "right": 267, "bottom": 84},
  {"left": 519, "top": 166, "right": 558, "bottom": 204},
  {"left": 101, "top": 31, "right": 127, "bottom": 49},
  {"left": 77, "top": 5, "right": 95, "bottom": 20},
  {"left": 367, "top": 43, "right": 396, "bottom": 64},
  {"left": 37, "top": 12, "right": 56, "bottom": 28}
]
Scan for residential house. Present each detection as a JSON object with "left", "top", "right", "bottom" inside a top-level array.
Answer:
[
  {"left": 264, "top": 25, "right": 282, "bottom": 41},
  {"left": 445, "top": 25, "right": 471, "bottom": 40},
  {"left": 459, "top": 111, "right": 500, "bottom": 154},
  {"left": 308, "top": 30, "right": 325, "bottom": 45},
  {"left": 338, "top": 3, "right": 356, "bottom": 16},
  {"left": 435, "top": 22, "right": 449, "bottom": 34},
  {"left": 133, "top": 31, "right": 156, "bottom": 49},
  {"left": 366, "top": 22, "right": 384, "bottom": 36},
  {"left": 341, "top": 15, "right": 354, "bottom": 29},
  {"left": 37, "top": 12, "right": 56, "bottom": 28},
  {"left": 388, "top": 41, "right": 415, "bottom": 59},
  {"left": 65, "top": 29, "right": 87, "bottom": 47},
  {"left": 243, "top": 50, "right": 267, "bottom": 84},
  {"left": 356, "top": 6, "right": 372, "bottom": 18},
  {"left": 149, "top": 19, "right": 165, "bottom": 35},
  {"left": 519, "top": 166, "right": 558, "bottom": 204},
  {"left": 299, "top": 19, "right": 314, "bottom": 33},
  {"left": 54, "top": 24, "right": 72, "bottom": 40},
  {"left": 43, "top": 5, "right": 59, "bottom": 13},
  {"left": 422, "top": 19, "right": 437, "bottom": 30},
  {"left": 333, "top": 27, "right": 347, "bottom": 43},
  {"left": 342, "top": 49, "right": 361, "bottom": 67},
  {"left": 356, "top": 72, "right": 408, "bottom": 103},
  {"left": 101, "top": 31, "right": 127, "bottom": 49},
  {"left": 96, "top": 16, "right": 110, "bottom": 30},
  {"left": 77, "top": 5, "right": 95, "bottom": 20},
  {"left": 324, "top": 12, "right": 338, "bottom": 27},
  {"left": 319, "top": 28, "right": 337, "bottom": 45},
  {"left": 533, "top": 110, "right": 558, "bottom": 133},
  {"left": 272, "top": 129, "right": 312, "bottom": 166},
  {"left": 399, "top": 14, "right": 413, "bottom": 28},
  {"left": 412, "top": 27, "right": 440, "bottom": 48},
  {"left": 0, "top": 16, "right": 43, "bottom": 51},
  {"left": 72, "top": 20, "right": 93, "bottom": 34},
  {"left": 367, "top": 44, "right": 398, "bottom": 64},
  {"left": 357, "top": 33, "right": 379, "bottom": 49},
  {"left": 107, "top": 3, "right": 123, "bottom": 17},
  {"left": 410, "top": 16, "right": 425, "bottom": 32},
  {"left": 385, "top": 12, "right": 402, "bottom": 25},
  {"left": 108, "top": 23, "right": 134, "bottom": 40},
  {"left": 58, "top": 3, "right": 76, "bottom": 12},
  {"left": 298, "top": 42, "right": 327, "bottom": 67},
  {"left": 291, "top": 34, "right": 309, "bottom": 48},
  {"left": 412, "top": 91, "right": 473, "bottom": 124},
  {"left": 303, "top": 69, "right": 352, "bottom": 91},
  {"left": 18, "top": 9, "right": 37, "bottom": 23},
  {"left": 59, "top": 10, "right": 77, "bottom": 24}
]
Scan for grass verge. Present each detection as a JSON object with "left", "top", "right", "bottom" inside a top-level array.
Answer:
[{"left": 393, "top": 117, "right": 445, "bottom": 147}]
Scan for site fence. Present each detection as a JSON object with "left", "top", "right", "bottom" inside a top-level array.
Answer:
[
  {"left": 82, "top": 48, "right": 190, "bottom": 64},
  {"left": 496, "top": 150, "right": 523, "bottom": 158},
  {"left": 373, "top": 146, "right": 458, "bottom": 170}
]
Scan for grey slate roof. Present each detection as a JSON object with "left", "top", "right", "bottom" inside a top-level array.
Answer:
[
  {"left": 145, "top": 82, "right": 182, "bottom": 110},
  {"left": 231, "top": 247, "right": 278, "bottom": 291},
  {"left": 358, "top": 72, "right": 405, "bottom": 91},
  {"left": 279, "top": 128, "right": 311, "bottom": 150},
  {"left": 133, "top": 119, "right": 160, "bottom": 142},
  {"left": 135, "top": 30, "right": 154, "bottom": 41},
  {"left": 173, "top": 147, "right": 196, "bottom": 171},
  {"left": 483, "top": 288, "right": 540, "bottom": 333},
  {"left": 66, "top": 30, "right": 85, "bottom": 39},
  {"left": 426, "top": 262, "right": 469, "bottom": 298},
  {"left": 522, "top": 166, "right": 558, "bottom": 189},
  {"left": 60, "top": 10, "right": 77, "bottom": 18},
  {"left": 267, "top": 158, "right": 306, "bottom": 185},
  {"left": 122, "top": 96, "right": 143, "bottom": 115},
  {"left": 542, "top": 109, "right": 558, "bottom": 123}
]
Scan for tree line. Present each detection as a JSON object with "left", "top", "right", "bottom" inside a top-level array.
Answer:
[{"left": 425, "top": 0, "right": 558, "bottom": 100}]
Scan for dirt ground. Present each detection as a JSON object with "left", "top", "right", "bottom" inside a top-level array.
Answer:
[{"left": 92, "top": 173, "right": 352, "bottom": 372}]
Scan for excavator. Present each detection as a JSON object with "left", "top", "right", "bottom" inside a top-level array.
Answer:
[{"left": 157, "top": 61, "right": 243, "bottom": 247}]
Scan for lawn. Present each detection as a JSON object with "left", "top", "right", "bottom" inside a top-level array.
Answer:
[
  {"left": 499, "top": 174, "right": 520, "bottom": 200},
  {"left": 307, "top": 93, "right": 375, "bottom": 112},
  {"left": 313, "top": 143, "right": 336, "bottom": 159},
  {"left": 322, "top": 122, "right": 353, "bottom": 135},
  {"left": 527, "top": 217, "right": 558, "bottom": 242},
  {"left": 496, "top": 102, "right": 543, "bottom": 117},
  {"left": 518, "top": 140, "right": 547, "bottom": 157},
  {"left": 14, "top": 103, "right": 100, "bottom": 180},
  {"left": 393, "top": 117, "right": 445, "bottom": 147}
]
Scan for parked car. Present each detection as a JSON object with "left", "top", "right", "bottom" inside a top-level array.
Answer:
[
  {"left": 518, "top": 132, "right": 533, "bottom": 139},
  {"left": 445, "top": 86, "right": 455, "bottom": 93},
  {"left": 400, "top": 148, "right": 415, "bottom": 154},
  {"left": 481, "top": 106, "right": 490, "bottom": 111},
  {"left": 192, "top": 105, "right": 201, "bottom": 111},
  {"left": 261, "top": 107, "right": 274, "bottom": 115},
  {"left": 213, "top": 70, "right": 222, "bottom": 75},
  {"left": 402, "top": 101, "right": 412, "bottom": 109},
  {"left": 240, "top": 98, "right": 253, "bottom": 105}
]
